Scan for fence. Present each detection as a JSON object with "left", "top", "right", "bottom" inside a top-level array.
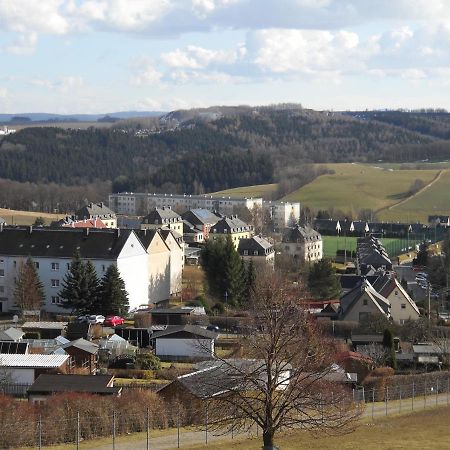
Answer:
[{"left": 1, "top": 379, "right": 450, "bottom": 449}]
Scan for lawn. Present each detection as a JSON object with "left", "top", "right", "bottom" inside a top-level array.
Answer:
[
  {"left": 183, "top": 406, "right": 450, "bottom": 450},
  {"left": 282, "top": 163, "right": 440, "bottom": 220},
  {"left": 212, "top": 183, "right": 278, "bottom": 200},
  {"left": 0, "top": 207, "right": 64, "bottom": 225}
]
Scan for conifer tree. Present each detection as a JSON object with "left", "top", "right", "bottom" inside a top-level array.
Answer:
[
  {"left": 14, "top": 257, "right": 44, "bottom": 311},
  {"left": 98, "top": 265, "right": 129, "bottom": 316},
  {"left": 59, "top": 251, "right": 94, "bottom": 315},
  {"left": 308, "top": 259, "right": 341, "bottom": 300},
  {"left": 85, "top": 260, "right": 101, "bottom": 313},
  {"left": 223, "top": 235, "right": 246, "bottom": 306},
  {"left": 244, "top": 258, "right": 257, "bottom": 302}
]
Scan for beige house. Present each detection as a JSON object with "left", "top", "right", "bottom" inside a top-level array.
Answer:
[
  {"left": 136, "top": 229, "right": 171, "bottom": 304},
  {"left": 140, "top": 207, "right": 183, "bottom": 233},
  {"left": 340, "top": 279, "right": 391, "bottom": 322},
  {"left": 238, "top": 236, "right": 275, "bottom": 267},
  {"left": 282, "top": 226, "right": 322, "bottom": 262},
  {"left": 160, "top": 229, "right": 184, "bottom": 296},
  {"left": 372, "top": 274, "right": 420, "bottom": 324},
  {"left": 210, "top": 216, "right": 253, "bottom": 249}
]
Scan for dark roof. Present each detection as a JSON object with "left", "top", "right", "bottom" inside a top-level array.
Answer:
[
  {"left": 151, "top": 308, "right": 195, "bottom": 315},
  {"left": 75, "top": 202, "right": 116, "bottom": 219},
  {"left": 135, "top": 229, "right": 161, "bottom": 248},
  {"left": 340, "top": 275, "right": 379, "bottom": 291},
  {"left": 350, "top": 334, "right": 384, "bottom": 344},
  {"left": 0, "top": 341, "right": 28, "bottom": 354},
  {"left": 238, "top": 236, "right": 274, "bottom": 255},
  {"left": 0, "top": 227, "right": 134, "bottom": 259},
  {"left": 181, "top": 209, "right": 220, "bottom": 226},
  {"left": 212, "top": 216, "right": 252, "bottom": 234},
  {"left": 28, "top": 374, "right": 121, "bottom": 395},
  {"left": 151, "top": 325, "right": 217, "bottom": 340},
  {"left": 282, "top": 226, "right": 321, "bottom": 243},
  {"left": 142, "top": 207, "right": 182, "bottom": 224}
]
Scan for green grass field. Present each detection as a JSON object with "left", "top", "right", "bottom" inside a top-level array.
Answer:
[
  {"left": 212, "top": 183, "right": 278, "bottom": 200},
  {"left": 283, "top": 163, "right": 441, "bottom": 221}
]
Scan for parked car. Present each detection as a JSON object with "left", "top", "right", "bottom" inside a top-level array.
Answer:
[
  {"left": 206, "top": 325, "right": 220, "bottom": 332},
  {"left": 88, "top": 315, "right": 105, "bottom": 324},
  {"left": 103, "top": 316, "right": 125, "bottom": 327},
  {"left": 415, "top": 272, "right": 428, "bottom": 279}
]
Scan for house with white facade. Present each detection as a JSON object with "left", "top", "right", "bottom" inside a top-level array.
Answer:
[
  {"left": 0, "top": 227, "right": 148, "bottom": 313},
  {"left": 74, "top": 202, "right": 117, "bottom": 228},
  {"left": 159, "top": 229, "right": 184, "bottom": 296},
  {"left": 262, "top": 201, "right": 300, "bottom": 229},
  {"left": 238, "top": 236, "right": 275, "bottom": 266},
  {"left": 141, "top": 207, "right": 183, "bottom": 234},
  {"left": 136, "top": 229, "right": 171, "bottom": 304},
  {"left": 282, "top": 226, "right": 323, "bottom": 262}
]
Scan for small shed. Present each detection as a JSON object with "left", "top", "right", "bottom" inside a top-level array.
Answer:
[
  {"left": 62, "top": 339, "right": 99, "bottom": 374},
  {"left": 0, "top": 327, "right": 24, "bottom": 342},
  {"left": 22, "top": 322, "right": 67, "bottom": 340}
]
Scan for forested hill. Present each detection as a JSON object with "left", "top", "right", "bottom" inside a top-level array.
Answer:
[{"left": 1, "top": 107, "right": 450, "bottom": 194}]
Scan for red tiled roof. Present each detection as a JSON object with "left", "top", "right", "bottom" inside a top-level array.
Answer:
[{"left": 62, "top": 218, "right": 107, "bottom": 229}]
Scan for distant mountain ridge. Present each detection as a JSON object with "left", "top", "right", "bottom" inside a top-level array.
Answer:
[{"left": 0, "top": 111, "right": 164, "bottom": 123}]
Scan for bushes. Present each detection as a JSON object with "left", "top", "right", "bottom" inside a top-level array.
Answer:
[{"left": 136, "top": 353, "right": 161, "bottom": 370}]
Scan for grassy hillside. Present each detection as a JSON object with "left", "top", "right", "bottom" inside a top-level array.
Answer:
[
  {"left": 283, "top": 163, "right": 444, "bottom": 221},
  {"left": 0, "top": 208, "right": 63, "bottom": 226},
  {"left": 212, "top": 183, "right": 278, "bottom": 199}
]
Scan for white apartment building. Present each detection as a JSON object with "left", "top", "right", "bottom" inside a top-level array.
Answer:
[
  {"left": 0, "top": 227, "right": 148, "bottom": 313},
  {"left": 109, "top": 192, "right": 263, "bottom": 216},
  {"left": 263, "top": 201, "right": 300, "bottom": 229},
  {"left": 282, "top": 226, "right": 323, "bottom": 263}
]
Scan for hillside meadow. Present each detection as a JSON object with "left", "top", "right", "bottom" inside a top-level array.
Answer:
[
  {"left": 212, "top": 183, "right": 278, "bottom": 200},
  {"left": 0, "top": 208, "right": 63, "bottom": 226}
]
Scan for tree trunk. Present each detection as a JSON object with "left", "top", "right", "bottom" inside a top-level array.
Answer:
[{"left": 262, "top": 429, "right": 277, "bottom": 450}]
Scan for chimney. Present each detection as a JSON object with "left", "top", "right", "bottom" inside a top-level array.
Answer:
[{"left": 100, "top": 202, "right": 103, "bottom": 207}]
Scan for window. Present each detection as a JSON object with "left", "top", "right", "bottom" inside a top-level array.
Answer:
[
  {"left": 243, "top": 250, "right": 248, "bottom": 256},
  {"left": 253, "top": 250, "right": 259, "bottom": 256},
  {"left": 67, "top": 263, "right": 70, "bottom": 270},
  {"left": 51, "top": 279, "right": 60, "bottom": 288},
  {"left": 0, "top": 269, "right": 4, "bottom": 277},
  {"left": 51, "top": 296, "right": 62, "bottom": 305},
  {"left": 401, "top": 304, "right": 406, "bottom": 309},
  {"left": 0, "top": 286, "right": 4, "bottom": 293},
  {"left": 0, "top": 259, "right": 3, "bottom": 264},
  {"left": 13, "top": 261, "right": 16, "bottom": 268},
  {"left": 395, "top": 290, "right": 398, "bottom": 296},
  {"left": 35, "top": 262, "right": 39, "bottom": 269},
  {"left": 51, "top": 262, "right": 59, "bottom": 271},
  {"left": 102, "top": 265, "right": 106, "bottom": 272},
  {"left": 363, "top": 299, "right": 368, "bottom": 306}
]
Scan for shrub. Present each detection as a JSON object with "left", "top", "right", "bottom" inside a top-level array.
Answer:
[{"left": 136, "top": 353, "right": 161, "bottom": 370}]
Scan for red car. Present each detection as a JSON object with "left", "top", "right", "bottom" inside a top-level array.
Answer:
[{"left": 103, "top": 316, "right": 125, "bottom": 327}]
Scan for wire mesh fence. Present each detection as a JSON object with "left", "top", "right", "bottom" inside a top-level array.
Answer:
[{"left": 1, "top": 379, "right": 450, "bottom": 449}]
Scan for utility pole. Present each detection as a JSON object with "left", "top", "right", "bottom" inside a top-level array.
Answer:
[{"left": 428, "top": 282, "right": 431, "bottom": 324}]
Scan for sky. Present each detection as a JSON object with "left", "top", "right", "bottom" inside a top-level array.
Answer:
[{"left": 2, "top": 0, "right": 450, "bottom": 114}]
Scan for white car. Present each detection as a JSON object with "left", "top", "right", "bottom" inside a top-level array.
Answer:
[{"left": 88, "top": 315, "right": 105, "bottom": 324}]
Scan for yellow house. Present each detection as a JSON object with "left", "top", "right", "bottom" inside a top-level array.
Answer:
[{"left": 210, "top": 216, "right": 253, "bottom": 249}]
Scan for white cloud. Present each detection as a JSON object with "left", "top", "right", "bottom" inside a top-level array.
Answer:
[
  {"left": 131, "top": 61, "right": 163, "bottom": 86},
  {"left": 0, "top": 87, "right": 8, "bottom": 98},
  {"left": 29, "top": 76, "right": 84, "bottom": 91},
  {"left": 4, "top": 33, "right": 38, "bottom": 55}
]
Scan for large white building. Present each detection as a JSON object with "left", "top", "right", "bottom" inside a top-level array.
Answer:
[
  {"left": 282, "top": 226, "right": 323, "bottom": 262},
  {"left": 0, "top": 227, "right": 148, "bottom": 313},
  {"left": 109, "top": 192, "right": 263, "bottom": 216},
  {"left": 262, "top": 201, "right": 300, "bottom": 229}
]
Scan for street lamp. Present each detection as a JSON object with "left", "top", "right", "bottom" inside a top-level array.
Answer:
[{"left": 224, "top": 291, "right": 229, "bottom": 337}]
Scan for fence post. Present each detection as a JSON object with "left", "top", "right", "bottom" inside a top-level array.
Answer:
[
  {"left": 448, "top": 378, "right": 449, "bottom": 405},
  {"left": 77, "top": 411, "right": 80, "bottom": 450},
  {"left": 385, "top": 387, "right": 388, "bottom": 416},
  {"left": 352, "top": 388, "right": 355, "bottom": 402},
  {"left": 424, "top": 380, "right": 427, "bottom": 409},
  {"left": 362, "top": 386, "right": 365, "bottom": 403},
  {"left": 146, "top": 407, "right": 150, "bottom": 450},
  {"left": 205, "top": 402, "right": 208, "bottom": 445},
  {"left": 372, "top": 389, "right": 375, "bottom": 420},
  {"left": 436, "top": 380, "right": 439, "bottom": 406},
  {"left": 177, "top": 405, "right": 180, "bottom": 449},
  {"left": 38, "top": 414, "right": 42, "bottom": 450},
  {"left": 112, "top": 411, "right": 116, "bottom": 450},
  {"left": 399, "top": 385, "right": 402, "bottom": 413}
]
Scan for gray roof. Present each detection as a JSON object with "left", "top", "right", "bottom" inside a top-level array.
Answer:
[
  {"left": 238, "top": 236, "right": 274, "bottom": 255},
  {"left": 151, "top": 325, "right": 217, "bottom": 340},
  {"left": 75, "top": 202, "right": 116, "bottom": 220},
  {"left": 212, "top": 216, "right": 252, "bottom": 234},
  {"left": 62, "top": 338, "right": 99, "bottom": 354},
  {"left": 283, "top": 226, "right": 321, "bottom": 243},
  {"left": 0, "top": 227, "right": 135, "bottom": 259},
  {"left": 0, "top": 327, "right": 25, "bottom": 342},
  {"left": 28, "top": 374, "right": 121, "bottom": 395},
  {"left": 142, "top": 207, "right": 182, "bottom": 225},
  {"left": 412, "top": 344, "right": 443, "bottom": 354},
  {"left": 151, "top": 307, "right": 195, "bottom": 315},
  {"left": 181, "top": 209, "right": 220, "bottom": 226},
  {"left": 22, "top": 322, "right": 67, "bottom": 330},
  {"left": 0, "top": 353, "right": 69, "bottom": 368}
]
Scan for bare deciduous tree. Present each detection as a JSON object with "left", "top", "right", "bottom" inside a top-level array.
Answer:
[{"left": 200, "top": 273, "right": 362, "bottom": 449}]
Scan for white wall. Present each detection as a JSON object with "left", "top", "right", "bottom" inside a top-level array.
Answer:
[
  {"left": 164, "top": 234, "right": 184, "bottom": 296},
  {"left": 5, "top": 368, "right": 35, "bottom": 384},
  {"left": 147, "top": 234, "right": 171, "bottom": 304},
  {"left": 155, "top": 338, "right": 214, "bottom": 358}
]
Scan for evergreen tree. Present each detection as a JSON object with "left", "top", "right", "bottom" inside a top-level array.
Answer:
[
  {"left": 59, "top": 251, "right": 95, "bottom": 315},
  {"left": 14, "top": 257, "right": 44, "bottom": 311},
  {"left": 98, "top": 265, "right": 129, "bottom": 316},
  {"left": 223, "top": 235, "right": 246, "bottom": 306},
  {"left": 382, "top": 328, "right": 397, "bottom": 370},
  {"left": 84, "top": 260, "right": 101, "bottom": 313},
  {"left": 244, "top": 258, "right": 257, "bottom": 302},
  {"left": 307, "top": 259, "right": 341, "bottom": 300}
]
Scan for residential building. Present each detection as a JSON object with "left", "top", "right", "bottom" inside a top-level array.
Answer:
[
  {"left": 238, "top": 236, "right": 275, "bottom": 266},
  {"left": 150, "top": 307, "right": 204, "bottom": 325},
  {"left": 159, "top": 229, "right": 184, "bottom": 296},
  {"left": 262, "top": 201, "right": 300, "bottom": 229},
  {"left": 151, "top": 324, "right": 217, "bottom": 360},
  {"left": 356, "top": 236, "right": 392, "bottom": 274},
  {"left": 181, "top": 209, "right": 220, "bottom": 240},
  {"left": 136, "top": 229, "right": 171, "bottom": 304},
  {"left": 74, "top": 202, "right": 117, "bottom": 228},
  {"left": 141, "top": 207, "right": 183, "bottom": 233},
  {"left": 109, "top": 192, "right": 263, "bottom": 216},
  {"left": 210, "top": 216, "right": 254, "bottom": 249},
  {"left": 182, "top": 220, "right": 205, "bottom": 244},
  {"left": 339, "top": 279, "right": 391, "bottom": 322},
  {"left": 0, "top": 217, "right": 6, "bottom": 226},
  {"left": 428, "top": 215, "right": 450, "bottom": 227},
  {"left": 53, "top": 216, "right": 107, "bottom": 229},
  {"left": 0, "top": 126, "right": 16, "bottom": 135},
  {"left": 0, "top": 227, "right": 148, "bottom": 313},
  {"left": 282, "top": 226, "right": 323, "bottom": 262},
  {"left": 28, "top": 374, "right": 121, "bottom": 402}
]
